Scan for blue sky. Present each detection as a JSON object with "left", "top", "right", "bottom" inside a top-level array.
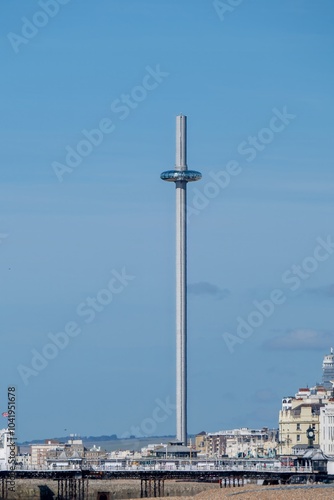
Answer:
[{"left": 0, "top": 0, "right": 333, "bottom": 441}]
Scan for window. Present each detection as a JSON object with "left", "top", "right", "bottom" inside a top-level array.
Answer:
[
  {"left": 297, "top": 435, "right": 300, "bottom": 442},
  {"left": 296, "top": 424, "right": 300, "bottom": 430}
]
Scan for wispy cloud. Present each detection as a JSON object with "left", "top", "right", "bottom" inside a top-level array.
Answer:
[
  {"left": 304, "top": 284, "right": 334, "bottom": 298},
  {"left": 263, "top": 329, "right": 334, "bottom": 351},
  {"left": 253, "top": 389, "right": 277, "bottom": 404},
  {"left": 188, "top": 281, "right": 230, "bottom": 300}
]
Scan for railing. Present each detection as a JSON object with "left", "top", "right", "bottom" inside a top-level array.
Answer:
[
  {"left": 1, "top": 462, "right": 315, "bottom": 474},
  {"left": 91, "top": 464, "right": 313, "bottom": 473}
]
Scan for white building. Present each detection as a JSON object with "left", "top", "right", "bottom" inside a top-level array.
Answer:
[
  {"left": 282, "top": 397, "right": 293, "bottom": 411},
  {"left": 320, "top": 401, "right": 334, "bottom": 455},
  {"left": 0, "top": 429, "right": 12, "bottom": 470},
  {"left": 223, "top": 428, "right": 277, "bottom": 458}
]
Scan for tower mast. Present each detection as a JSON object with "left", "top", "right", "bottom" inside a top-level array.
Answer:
[{"left": 161, "top": 115, "right": 202, "bottom": 445}]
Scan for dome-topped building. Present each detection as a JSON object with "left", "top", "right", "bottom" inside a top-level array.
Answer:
[{"left": 322, "top": 348, "right": 334, "bottom": 391}]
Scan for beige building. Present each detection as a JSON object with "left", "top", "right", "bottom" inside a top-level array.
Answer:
[
  {"left": 196, "top": 428, "right": 277, "bottom": 458},
  {"left": 30, "top": 440, "right": 63, "bottom": 469},
  {"left": 278, "top": 384, "right": 333, "bottom": 455},
  {"left": 30, "top": 438, "right": 85, "bottom": 469},
  {"left": 279, "top": 399, "right": 323, "bottom": 455},
  {"left": 84, "top": 445, "right": 108, "bottom": 468},
  {"left": 279, "top": 351, "right": 334, "bottom": 456},
  {"left": 195, "top": 432, "right": 226, "bottom": 457}
]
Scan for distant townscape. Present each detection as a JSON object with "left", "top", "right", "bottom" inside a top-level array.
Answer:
[{"left": 2, "top": 349, "right": 334, "bottom": 474}]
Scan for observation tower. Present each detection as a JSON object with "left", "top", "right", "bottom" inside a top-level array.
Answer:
[{"left": 161, "top": 115, "right": 202, "bottom": 445}]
